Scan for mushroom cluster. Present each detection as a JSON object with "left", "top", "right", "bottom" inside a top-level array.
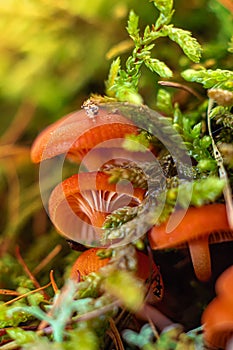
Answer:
[
  {"left": 31, "top": 102, "right": 233, "bottom": 346},
  {"left": 31, "top": 103, "right": 163, "bottom": 305},
  {"left": 31, "top": 104, "right": 149, "bottom": 244}
]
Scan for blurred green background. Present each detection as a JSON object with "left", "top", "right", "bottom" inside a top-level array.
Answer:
[{"left": 0, "top": 0, "right": 232, "bottom": 271}]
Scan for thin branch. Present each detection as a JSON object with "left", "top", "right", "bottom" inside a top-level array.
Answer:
[
  {"left": 136, "top": 303, "right": 173, "bottom": 331},
  {"left": 207, "top": 99, "right": 233, "bottom": 229},
  {"left": 148, "top": 315, "right": 160, "bottom": 339},
  {"left": 158, "top": 80, "right": 203, "bottom": 100},
  {"left": 3, "top": 281, "right": 51, "bottom": 306},
  {"left": 15, "top": 246, "right": 50, "bottom": 300},
  {"left": 0, "top": 289, "right": 20, "bottom": 296},
  {"left": 33, "top": 245, "right": 62, "bottom": 275},
  {"left": 73, "top": 300, "right": 120, "bottom": 322},
  {"left": 49, "top": 270, "right": 59, "bottom": 294}
]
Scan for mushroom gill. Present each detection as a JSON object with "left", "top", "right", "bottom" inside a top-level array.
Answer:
[{"left": 49, "top": 171, "right": 145, "bottom": 247}]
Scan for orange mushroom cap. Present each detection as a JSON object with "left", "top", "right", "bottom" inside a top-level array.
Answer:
[
  {"left": 148, "top": 204, "right": 232, "bottom": 281},
  {"left": 202, "top": 297, "right": 233, "bottom": 349},
  {"left": 30, "top": 107, "right": 139, "bottom": 164},
  {"left": 70, "top": 248, "right": 110, "bottom": 280},
  {"left": 202, "top": 266, "right": 233, "bottom": 349},
  {"left": 215, "top": 265, "right": 233, "bottom": 308},
  {"left": 49, "top": 171, "right": 145, "bottom": 246},
  {"left": 70, "top": 248, "right": 164, "bottom": 303}
]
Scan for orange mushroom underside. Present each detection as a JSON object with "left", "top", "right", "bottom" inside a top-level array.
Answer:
[{"left": 49, "top": 171, "right": 145, "bottom": 246}]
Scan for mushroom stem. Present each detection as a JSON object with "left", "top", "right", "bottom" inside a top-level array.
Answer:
[
  {"left": 188, "top": 238, "right": 211, "bottom": 282},
  {"left": 136, "top": 303, "right": 173, "bottom": 330}
]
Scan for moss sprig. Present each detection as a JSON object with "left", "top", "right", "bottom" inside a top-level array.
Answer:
[
  {"left": 102, "top": 163, "right": 148, "bottom": 189},
  {"left": 181, "top": 68, "right": 233, "bottom": 90},
  {"left": 105, "top": 0, "right": 202, "bottom": 103}
]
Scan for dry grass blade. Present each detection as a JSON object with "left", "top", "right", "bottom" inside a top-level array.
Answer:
[
  {"left": 0, "top": 160, "right": 20, "bottom": 255},
  {"left": 0, "top": 144, "right": 30, "bottom": 162},
  {"left": 107, "top": 317, "right": 125, "bottom": 350},
  {"left": 0, "top": 101, "right": 36, "bottom": 145},
  {"left": 106, "top": 39, "right": 134, "bottom": 60}
]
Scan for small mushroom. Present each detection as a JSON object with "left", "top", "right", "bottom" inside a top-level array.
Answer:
[
  {"left": 148, "top": 204, "right": 233, "bottom": 281},
  {"left": 71, "top": 248, "right": 164, "bottom": 303},
  {"left": 49, "top": 171, "right": 145, "bottom": 246},
  {"left": 30, "top": 107, "right": 139, "bottom": 165},
  {"left": 202, "top": 266, "right": 233, "bottom": 349},
  {"left": 30, "top": 106, "right": 158, "bottom": 171},
  {"left": 70, "top": 248, "right": 111, "bottom": 281}
]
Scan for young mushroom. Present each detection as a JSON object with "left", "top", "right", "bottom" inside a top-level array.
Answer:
[
  {"left": 49, "top": 171, "right": 145, "bottom": 247},
  {"left": 71, "top": 247, "right": 164, "bottom": 304},
  {"left": 202, "top": 265, "right": 233, "bottom": 349},
  {"left": 70, "top": 248, "right": 111, "bottom": 281},
  {"left": 148, "top": 203, "right": 233, "bottom": 281}
]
